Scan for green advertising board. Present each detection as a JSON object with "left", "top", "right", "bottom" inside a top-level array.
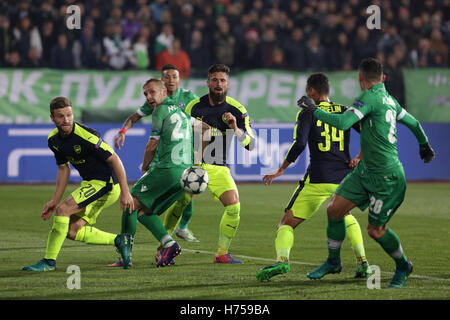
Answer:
[{"left": 0, "top": 68, "right": 448, "bottom": 123}]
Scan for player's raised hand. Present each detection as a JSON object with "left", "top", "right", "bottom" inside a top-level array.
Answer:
[
  {"left": 41, "top": 200, "right": 57, "bottom": 220},
  {"left": 297, "top": 96, "right": 317, "bottom": 112},
  {"left": 223, "top": 112, "right": 237, "bottom": 130},
  {"left": 115, "top": 132, "right": 125, "bottom": 149},
  {"left": 419, "top": 142, "right": 435, "bottom": 163}
]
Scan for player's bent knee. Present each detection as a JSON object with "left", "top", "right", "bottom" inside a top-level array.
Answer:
[
  {"left": 278, "top": 210, "right": 303, "bottom": 229},
  {"left": 367, "top": 224, "right": 386, "bottom": 240}
]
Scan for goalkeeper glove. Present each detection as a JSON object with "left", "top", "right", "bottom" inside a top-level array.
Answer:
[
  {"left": 297, "top": 96, "right": 317, "bottom": 112},
  {"left": 419, "top": 142, "right": 435, "bottom": 163}
]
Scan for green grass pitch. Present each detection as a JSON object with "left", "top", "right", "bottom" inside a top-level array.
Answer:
[{"left": 0, "top": 183, "right": 449, "bottom": 300}]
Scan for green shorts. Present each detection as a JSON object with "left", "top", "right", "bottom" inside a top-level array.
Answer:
[
  {"left": 285, "top": 175, "right": 338, "bottom": 220},
  {"left": 72, "top": 178, "right": 120, "bottom": 225},
  {"left": 131, "top": 166, "right": 188, "bottom": 215},
  {"left": 201, "top": 163, "right": 238, "bottom": 201},
  {"left": 336, "top": 163, "right": 406, "bottom": 227}
]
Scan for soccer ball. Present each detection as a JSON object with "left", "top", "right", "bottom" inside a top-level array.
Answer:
[{"left": 180, "top": 166, "right": 209, "bottom": 194}]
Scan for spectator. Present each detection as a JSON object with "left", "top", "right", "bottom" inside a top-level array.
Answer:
[
  {"left": 411, "top": 37, "right": 436, "bottom": 68},
  {"left": 384, "top": 54, "right": 405, "bottom": 106},
  {"left": 13, "top": 16, "right": 43, "bottom": 67},
  {"left": 51, "top": 33, "right": 74, "bottom": 69},
  {"left": 352, "top": 26, "right": 377, "bottom": 69},
  {"left": 102, "top": 23, "right": 133, "bottom": 70},
  {"left": 377, "top": 24, "right": 407, "bottom": 55},
  {"left": 173, "top": 2, "right": 194, "bottom": 50},
  {"left": 268, "top": 47, "right": 287, "bottom": 70},
  {"left": 305, "top": 33, "right": 326, "bottom": 71},
  {"left": 150, "top": 0, "right": 169, "bottom": 25},
  {"left": 236, "top": 28, "right": 262, "bottom": 69},
  {"left": 188, "top": 29, "right": 211, "bottom": 74},
  {"left": 260, "top": 28, "right": 280, "bottom": 68},
  {"left": 121, "top": 10, "right": 141, "bottom": 42},
  {"left": 430, "top": 28, "right": 448, "bottom": 66},
  {"left": 283, "top": 27, "right": 306, "bottom": 71},
  {"left": 0, "top": 15, "right": 17, "bottom": 67},
  {"left": 154, "top": 23, "right": 174, "bottom": 55},
  {"left": 130, "top": 34, "right": 150, "bottom": 70},
  {"left": 155, "top": 38, "right": 191, "bottom": 78},
  {"left": 213, "top": 18, "right": 235, "bottom": 67},
  {"left": 40, "top": 20, "right": 56, "bottom": 67},
  {"left": 78, "top": 18, "right": 102, "bottom": 69}
]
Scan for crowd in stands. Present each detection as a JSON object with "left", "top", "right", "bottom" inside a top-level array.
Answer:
[{"left": 0, "top": 0, "right": 449, "bottom": 87}]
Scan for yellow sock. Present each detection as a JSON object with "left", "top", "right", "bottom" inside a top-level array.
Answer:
[
  {"left": 75, "top": 226, "right": 116, "bottom": 245},
  {"left": 163, "top": 193, "right": 191, "bottom": 234},
  {"left": 344, "top": 214, "right": 367, "bottom": 263},
  {"left": 45, "top": 216, "right": 69, "bottom": 260},
  {"left": 217, "top": 203, "right": 240, "bottom": 255},
  {"left": 275, "top": 225, "right": 294, "bottom": 261}
]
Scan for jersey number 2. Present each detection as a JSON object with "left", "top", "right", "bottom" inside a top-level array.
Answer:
[
  {"left": 317, "top": 120, "right": 344, "bottom": 152},
  {"left": 170, "top": 113, "right": 190, "bottom": 141}
]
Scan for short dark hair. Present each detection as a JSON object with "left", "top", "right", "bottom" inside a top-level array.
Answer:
[
  {"left": 306, "top": 73, "right": 329, "bottom": 95},
  {"left": 359, "top": 58, "right": 383, "bottom": 82},
  {"left": 162, "top": 64, "right": 178, "bottom": 72},
  {"left": 142, "top": 78, "right": 165, "bottom": 89},
  {"left": 208, "top": 64, "right": 230, "bottom": 78},
  {"left": 50, "top": 96, "right": 72, "bottom": 114}
]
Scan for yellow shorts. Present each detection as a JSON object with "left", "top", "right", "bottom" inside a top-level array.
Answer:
[
  {"left": 285, "top": 175, "right": 338, "bottom": 220},
  {"left": 200, "top": 163, "right": 238, "bottom": 201},
  {"left": 71, "top": 179, "right": 120, "bottom": 225}
]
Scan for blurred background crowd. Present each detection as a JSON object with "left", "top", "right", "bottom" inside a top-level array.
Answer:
[{"left": 0, "top": 0, "right": 449, "bottom": 82}]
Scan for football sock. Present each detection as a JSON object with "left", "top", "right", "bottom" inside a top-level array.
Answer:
[
  {"left": 138, "top": 213, "right": 168, "bottom": 243},
  {"left": 376, "top": 227, "right": 408, "bottom": 269},
  {"left": 326, "top": 216, "right": 346, "bottom": 265},
  {"left": 275, "top": 224, "right": 294, "bottom": 261},
  {"left": 178, "top": 200, "right": 193, "bottom": 230},
  {"left": 344, "top": 214, "right": 367, "bottom": 263},
  {"left": 121, "top": 209, "right": 138, "bottom": 236},
  {"left": 74, "top": 226, "right": 116, "bottom": 245},
  {"left": 163, "top": 193, "right": 191, "bottom": 234},
  {"left": 44, "top": 216, "right": 69, "bottom": 261},
  {"left": 217, "top": 203, "right": 240, "bottom": 255}
]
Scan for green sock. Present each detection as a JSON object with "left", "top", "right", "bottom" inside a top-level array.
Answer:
[
  {"left": 163, "top": 193, "right": 191, "bottom": 234},
  {"left": 121, "top": 209, "right": 138, "bottom": 235},
  {"left": 178, "top": 200, "right": 193, "bottom": 230},
  {"left": 327, "top": 217, "right": 345, "bottom": 264},
  {"left": 45, "top": 216, "right": 69, "bottom": 260},
  {"left": 138, "top": 213, "right": 168, "bottom": 243},
  {"left": 344, "top": 214, "right": 367, "bottom": 263},
  {"left": 275, "top": 225, "right": 294, "bottom": 261},
  {"left": 75, "top": 226, "right": 117, "bottom": 245},
  {"left": 376, "top": 227, "right": 408, "bottom": 269},
  {"left": 217, "top": 203, "right": 240, "bottom": 255}
]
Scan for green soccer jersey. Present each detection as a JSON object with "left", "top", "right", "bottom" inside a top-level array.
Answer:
[
  {"left": 138, "top": 87, "right": 198, "bottom": 117},
  {"left": 313, "top": 83, "right": 428, "bottom": 173},
  {"left": 150, "top": 98, "right": 193, "bottom": 169}
]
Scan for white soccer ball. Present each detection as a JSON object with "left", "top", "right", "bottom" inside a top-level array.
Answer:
[{"left": 180, "top": 166, "right": 209, "bottom": 194}]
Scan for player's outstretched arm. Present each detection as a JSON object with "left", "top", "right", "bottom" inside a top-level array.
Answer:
[
  {"left": 42, "top": 164, "right": 70, "bottom": 220},
  {"left": 106, "top": 154, "right": 135, "bottom": 211},
  {"left": 263, "top": 160, "right": 291, "bottom": 186},
  {"left": 397, "top": 110, "right": 435, "bottom": 163},
  {"left": 115, "top": 112, "right": 143, "bottom": 149},
  {"left": 142, "top": 138, "right": 159, "bottom": 174}
]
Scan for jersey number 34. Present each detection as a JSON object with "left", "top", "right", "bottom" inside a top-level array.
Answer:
[{"left": 316, "top": 120, "right": 344, "bottom": 152}]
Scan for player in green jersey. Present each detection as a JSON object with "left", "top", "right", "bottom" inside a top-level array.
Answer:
[
  {"left": 256, "top": 73, "right": 371, "bottom": 281},
  {"left": 23, "top": 97, "right": 134, "bottom": 272},
  {"left": 119, "top": 78, "right": 193, "bottom": 268},
  {"left": 109, "top": 65, "right": 198, "bottom": 267},
  {"left": 297, "top": 58, "right": 435, "bottom": 288}
]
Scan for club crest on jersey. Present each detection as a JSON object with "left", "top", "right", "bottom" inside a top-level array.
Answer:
[
  {"left": 353, "top": 99, "right": 364, "bottom": 108},
  {"left": 74, "top": 145, "right": 81, "bottom": 154}
]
